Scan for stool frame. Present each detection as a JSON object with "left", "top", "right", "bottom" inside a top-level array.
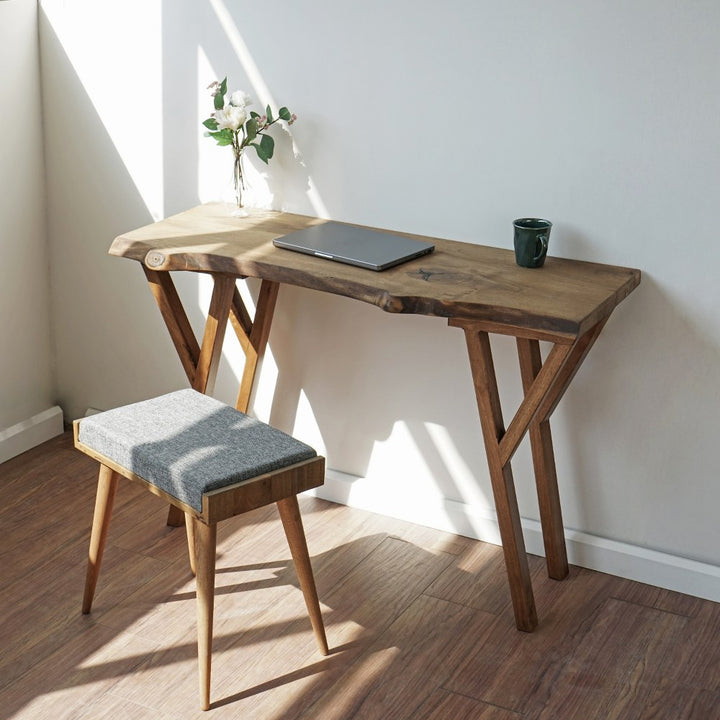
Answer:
[{"left": 74, "top": 422, "right": 328, "bottom": 711}]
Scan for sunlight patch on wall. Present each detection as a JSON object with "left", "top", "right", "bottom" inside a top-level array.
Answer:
[
  {"left": 41, "top": 0, "right": 164, "bottom": 220},
  {"left": 207, "top": 0, "right": 329, "bottom": 218},
  {"left": 329, "top": 419, "right": 497, "bottom": 541},
  {"left": 424, "top": 422, "right": 489, "bottom": 508},
  {"left": 291, "top": 389, "right": 327, "bottom": 456},
  {"left": 196, "top": 47, "right": 237, "bottom": 206},
  {"left": 364, "top": 421, "right": 449, "bottom": 506}
]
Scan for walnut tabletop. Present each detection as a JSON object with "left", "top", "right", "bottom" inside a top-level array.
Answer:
[
  {"left": 110, "top": 203, "right": 640, "bottom": 342},
  {"left": 111, "top": 202, "right": 641, "bottom": 633}
]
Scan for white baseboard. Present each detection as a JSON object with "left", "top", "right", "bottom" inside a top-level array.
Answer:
[
  {"left": 0, "top": 406, "right": 65, "bottom": 465},
  {"left": 308, "top": 468, "right": 720, "bottom": 604}
]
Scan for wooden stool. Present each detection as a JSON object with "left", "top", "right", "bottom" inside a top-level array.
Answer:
[{"left": 74, "top": 389, "right": 328, "bottom": 710}]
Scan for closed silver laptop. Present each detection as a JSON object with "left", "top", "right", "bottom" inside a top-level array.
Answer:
[{"left": 273, "top": 221, "right": 435, "bottom": 271}]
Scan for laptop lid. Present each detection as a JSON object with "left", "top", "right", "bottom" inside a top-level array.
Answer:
[{"left": 273, "top": 221, "right": 435, "bottom": 271}]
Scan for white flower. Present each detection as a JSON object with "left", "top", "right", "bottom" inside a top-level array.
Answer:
[
  {"left": 214, "top": 105, "right": 247, "bottom": 131},
  {"left": 229, "top": 90, "right": 252, "bottom": 108}
]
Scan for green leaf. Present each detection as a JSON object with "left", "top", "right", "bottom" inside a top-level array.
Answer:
[
  {"left": 250, "top": 143, "right": 267, "bottom": 163},
  {"left": 265, "top": 104, "right": 273, "bottom": 123},
  {"left": 250, "top": 135, "right": 272, "bottom": 165},
  {"left": 250, "top": 111, "right": 260, "bottom": 119},
  {"left": 209, "top": 128, "right": 234, "bottom": 146},
  {"left": 245, "top": 117, "right": 257, "bottom": 143},
  {"left": 260, "top": 135, "right": 275, "bottom": 160},
  {"left": 203, "top": 118, "right": 219, "bottom": 130},
  {"left": 259, "top": 133, "right": 274, "bottom": 159},
  {"left": 278, "top": 107, "right": 292, "bottom": 122}
]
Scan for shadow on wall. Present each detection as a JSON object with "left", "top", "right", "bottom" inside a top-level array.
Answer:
[
  {"left": 262, "top": 285, "right": 528, "bottom": 509},
  {"left": 157, "top": 0, "right": 500, "bottom": 519},
  {"left": 559, "top": 274, "right": 720, "bottom": 560}
]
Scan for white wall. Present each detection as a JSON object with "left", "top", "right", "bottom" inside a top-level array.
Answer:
[
  {"left": 39, "top": 1, "right": 720, "bottom": 595},
  {"left": 39, "top": 0, "right": 191, "bottom": 422},
  {"left": 0, "top": 0, "right": 58, "bottom": 455}
]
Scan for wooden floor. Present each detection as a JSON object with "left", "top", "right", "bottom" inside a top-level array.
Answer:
[{"left": 1, "top": 434, "right": 719, "bottom": 719}]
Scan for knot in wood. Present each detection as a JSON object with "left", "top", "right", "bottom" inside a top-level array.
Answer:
[{"left": 145, "top": 251, "right": 166, "bottom": 268}]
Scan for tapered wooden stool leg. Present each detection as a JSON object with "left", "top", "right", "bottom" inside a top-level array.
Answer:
[
  {"left": 185, "top": 512, "right": 197, "bottom": 576},
  {"left": 277, "top": 496, "right": 329, "bottom": 655},
  {"left": 82, "top": 465, "right": 119, "bottom": 614},
  {"left": 195, "top": 520, "right": 217, "bottom": 711},
  {"left": 167, "top": 505, "right": 185, "bottom": 527}
]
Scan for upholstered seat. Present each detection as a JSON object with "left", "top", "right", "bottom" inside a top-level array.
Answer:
[{"left": 77, "top": 389, "right": 318, "bottom": 512}]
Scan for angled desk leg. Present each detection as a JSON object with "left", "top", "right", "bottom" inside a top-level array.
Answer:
[
  {"left": 457, "top": 319, "right": 609, "bottom": 631},
  {"left": 143, "top": 267, "right": 238, "bottom": 394},
  {"left": 144, "top": 268, "right": 237, "bottom": 526},
  {"left": 462, "top": 328, "right": 540, "bottom": 631},
  {"left": 516, "top": 318, "right": 609, "bottom": 580},
  {"left": 517, "top": 338, "right": 568, "bottom": 580},
  {"left": 228, "top": 279, "right": 280, "bottom": 413}
]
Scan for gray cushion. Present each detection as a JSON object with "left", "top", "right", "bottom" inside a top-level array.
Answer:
[{"left": 77, "top": 389, "right": 317, "bottom": 512}]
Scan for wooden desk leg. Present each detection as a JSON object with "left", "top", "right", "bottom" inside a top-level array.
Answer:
[
  {"left": 464, "top": 329, "right": 538, "bottom": 632},
  {"left": 517, "top": 338, "right": 568, "bottom": 580},
  {"left": 143, "top": 267, "right": 201, "bottom": 384},
  {"left": 230, "top": 279, "right": 279, "bottom": 413},
  {"left": 191, "top": 274, "right": 237, "bottom": 396}
]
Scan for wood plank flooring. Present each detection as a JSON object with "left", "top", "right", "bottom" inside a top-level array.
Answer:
[{"left": 1, "top": 433, "right": 718, "bottom": 719}]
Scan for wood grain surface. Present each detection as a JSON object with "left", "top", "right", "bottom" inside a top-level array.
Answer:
[
  {"left": 110, "top": 204, "right": 640, "bottom": 338},
  {"left": 2, "top": 434, "right": 717, "bottom": 719}
]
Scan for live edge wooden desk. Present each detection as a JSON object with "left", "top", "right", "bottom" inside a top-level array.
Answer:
[{"left": 110, "top": 202, "right": 641, "bottom": 632}]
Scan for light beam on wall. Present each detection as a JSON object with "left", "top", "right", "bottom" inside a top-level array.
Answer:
[
  {"left": 41, "top": 0, "right": 164, "bottom": 220},
  {"left": 207, "top": 0, "right": 329, "bottom": 218}
]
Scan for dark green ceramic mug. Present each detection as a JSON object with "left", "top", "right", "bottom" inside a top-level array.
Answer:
[{"left": 513, "top": 218, "right": 552, "bottom": 268}]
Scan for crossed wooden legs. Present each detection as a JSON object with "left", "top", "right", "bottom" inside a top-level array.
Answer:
[
  {"left": 458, "top": 320, "right": 608, "bottom": 631},
  {"left": 144, "top": 269, "right": 610, "bottom": 633}
]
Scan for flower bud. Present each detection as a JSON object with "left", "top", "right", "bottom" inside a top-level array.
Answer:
[{"left": 229, "top": 90, "right": 252, "bottom": 108}]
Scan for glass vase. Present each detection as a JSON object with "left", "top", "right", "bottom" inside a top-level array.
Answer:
[{"left": 231, "top": 151, "right": 248, "bottom": 217}]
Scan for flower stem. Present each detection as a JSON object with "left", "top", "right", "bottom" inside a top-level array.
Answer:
[{"left": 232, "top": 132, "right": 244, "bottom": 208}]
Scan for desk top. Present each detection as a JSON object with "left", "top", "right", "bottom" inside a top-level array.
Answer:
[{"left": 110, "top": 203, "right": 640, "bottom": 341}]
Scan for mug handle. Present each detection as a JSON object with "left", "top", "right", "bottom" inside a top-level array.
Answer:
[{"left": 534, "top": 234, "right": 548, "bottom": 263}]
